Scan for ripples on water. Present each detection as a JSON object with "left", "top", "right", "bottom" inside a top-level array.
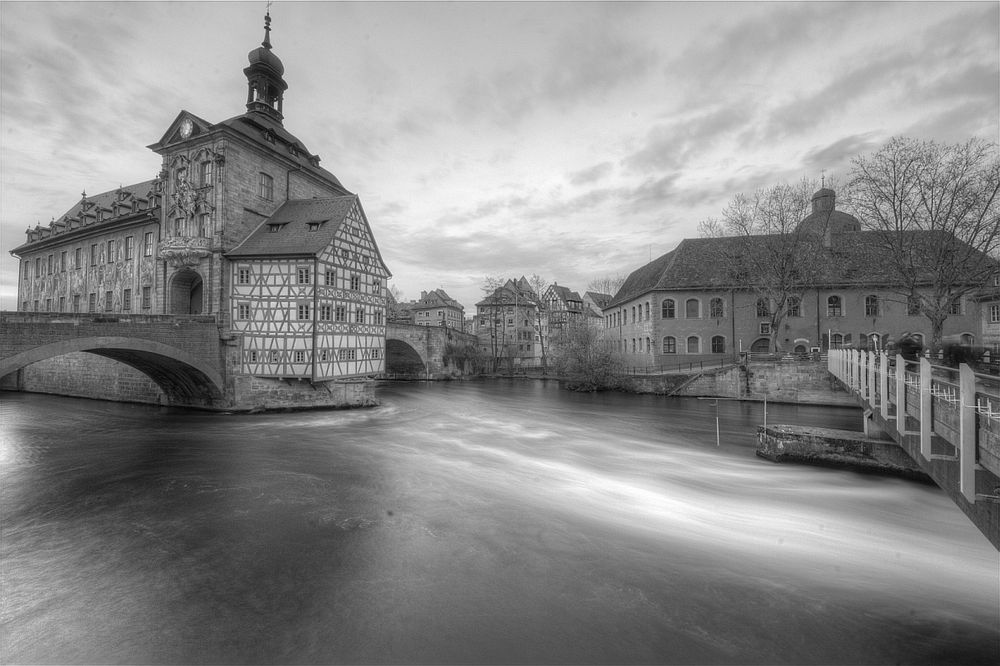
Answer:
[{"left": 1, "top": 380, "right": 998, "bottom": 664}]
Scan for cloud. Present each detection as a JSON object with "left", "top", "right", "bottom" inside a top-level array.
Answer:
[
  {"left": 568, "top": 162, "right": 613, "bottom": 186},
  {"left": 621, "top": 104, "right": 748, "bottom": 174},
  {"left": 801, "top": 134, "right": 882, "bottom": 174}
]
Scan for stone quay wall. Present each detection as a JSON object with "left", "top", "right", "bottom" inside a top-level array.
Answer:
[{"left": 2, "top": 353, "right": 167, "bottom": 405}]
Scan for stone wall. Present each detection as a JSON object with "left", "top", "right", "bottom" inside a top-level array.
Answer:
[
  {"left": 6, "top": 353, "right": 166, "bottom": 405},
  {"left": 231, "top": 375, "right": 376, "bottom": 410}
]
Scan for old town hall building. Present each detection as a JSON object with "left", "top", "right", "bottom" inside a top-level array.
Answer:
[{"left": 10, "top": 14, "right": 390, "bottom": 384}]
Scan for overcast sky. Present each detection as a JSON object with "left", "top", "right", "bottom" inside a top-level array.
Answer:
[{"left": 1, "top": 1, "right": 997, "bottom": 312}]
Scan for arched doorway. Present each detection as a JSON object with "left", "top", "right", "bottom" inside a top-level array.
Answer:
[
  {"left": 169, "top": 269, "right": 203, "bottom": 315},
  {"left": 750, "top": 338, "right": 770, "bottom": 353}
]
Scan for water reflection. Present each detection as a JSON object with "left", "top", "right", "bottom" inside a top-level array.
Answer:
[{"left": 1, "top": 382, "right": 997, "bottom": 664}]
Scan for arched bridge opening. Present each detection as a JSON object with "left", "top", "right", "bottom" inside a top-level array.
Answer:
[
  {"left": 385, "top": 339, "right": 427, "bottom": 378},
  {"left": 1, "top": 337, "right": 226, "bottom": 408}
]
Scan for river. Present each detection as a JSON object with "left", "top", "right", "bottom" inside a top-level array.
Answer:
[{"left": 1, "top": 380, "right": 997, "bottom": 664}]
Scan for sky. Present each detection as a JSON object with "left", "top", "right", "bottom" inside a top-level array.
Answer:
[{"left": 1, "top": 1, "right": 998, "bottom": 312}]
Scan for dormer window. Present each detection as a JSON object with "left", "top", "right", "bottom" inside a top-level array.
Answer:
[
  {"left": 307, "top": 220, "right": 327, "bottom": 232},
  {"left": 267, "top": 222, "right": 286, "bottom": 233}
]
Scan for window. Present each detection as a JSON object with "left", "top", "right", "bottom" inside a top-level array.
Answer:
[
  {"left": 73, "top": 295, "right": 80, "bottom": 313},
  {"left": 88, "top": 293, "right": 96, "bottom": 312},
  {"left": 645, "top": 303, "right": 650, "bottom": 320},
  {"left": 174, "top": 217, "right": 186, "bottom": 236},
  {"left": 248, "top": 350, "right": 258, "bottom": 363},
  {"left": 124, "top": 236, "right": 134, "bottom": 260},
  {"left": 663, "top": 336, "right": 676, "bottom": 354},
  {"left": 661, "top": 299, "right": 675, "bottom": 319},
  {"left": 298, "top": 303, "right": 311, "bottom": 320},
  {"left": 320, "top": 350, "right": 330, "bottom": 362},
  {"left": 710, "top": 298, "right": 724, "bottom": 318},
  {"left": 237, "top": 267, "right": 251, "bottom": 285},
  {"left": 827, "top": 295, "right": 842, "bottom": 317},
  {"left": 34, "top": 257, "right": 40, "bottom": 277},
  {"left": 297, "top": 267, "right": 311, "bottom": 284},
  {"left": 631, "top": 339, "right": 636, "bottom": 353},
  {"left": 372, "top": 348, "right": 381, "bottom": 360},
  {"left": 21, "top": 301, "right": 27, "bottom": 311},
  {"left": 374, "top": 311, "right": 383, "bottom": 325},
  {"left": 335, "top": 306, "right": 346, "bottom": 322},
  {"left": 687, "top": 336, "right": 700, "bottom": 354},
  {"left": 59, "top": 296, "right": 65, "bottom": 312},
  {"left": 106, "top": 240, "right": 115, "bottom": 263},
  {"left": 123, "top": 289, "right": 132, "bottom": 311},
  {"left": 199, "top": 160, "right": 213, "bottom": 187},
  {"left": 373, "top": 280, "right": 381, "bottom": 294},
  {"left": 319, "top": 304, "right": 332, "bottom": 321},
  {"left": 907, "top": 294, "right": 921, "bottom": 316},
  {"left": 104, "top": 290, "right": 113, "bottom": 311},
  {"left": 685, "top": 299, "right": 700, "bottom": 318},
  {"left": 948, "top": 298, "right": 962, "bottom": 315},
  {"left": 198, "top": 213, "right": 211, "bottom": 237},
  {"left": 75, "top": 247, "right": 82, "bottom": 268},
  {"left": 237, "top": 303, "right": 251, "bottom": 320},
  {"left": 756, "top": 298, "right": 770, "bottom": 318},
  {"left": 711, "top": 336, "right": 725, "bottom": 354},
  {"left": 864, "top": 295, "right": 879, "bottom": 317},
  {"left": 60, "top": 251, "right": 67, "bottom": 272},
  {"left": 325, "top": 269, "right": 335, "bottom": 286},
  {"left": 760, "top": 322, "right": 772, "bottom": 335},
  {"left": 355, "top": 308, "right": 365, "bottom": 323},
  {"left": 294, "top": 350, "right": 306, "bottom": 364},
  {"left": 267, "top": 223, "right": 286, "bottom": 233},
  {"left": 339, "top": 348, "right": 357, "bottom": 361},
  {"left": 259, "top": 172, "right": 274, "bottom": 200},
  {"left": 144, "top": 232, "right": 154, "bottom": 256},
  {"left": 90, "top": 244, "right": 98, "bottom": 266},
  {"left": 33, "top": 300, "right": 38, "bottom": 312},
  {"left": 307, "top": 221, "right": 326, "bottom": 232},
  {"left": 350, "top": 275, "right": 360, "bottom": 290},
  {"left": 141, "top": 286, "right": 151, "bottom": 309},
  {"left": 787, "top": 296, "right": 801, "bottom": 318},
  {"left": 992, "top": 304, "right": 1000, "bottom": 323},
  {"left": 831, "top": 333, "right": 844, "bottom": 347},
  {"left": 45, "top": 298, "right": 51, "bottom": 311},
  {"left": 631, "top": 306, "right": 636, "bottom": 323}
]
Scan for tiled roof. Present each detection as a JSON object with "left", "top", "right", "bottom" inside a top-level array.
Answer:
[
  {"left": 226, "top": 196, "right": 358, "bottom": 257},
  {"left": 215, "top": 111, "right": 350, "bottom": 192},
  {"left": 548, "top": 284, "right": 583, "bottom": 303},
  {"left": 58, "top": 180, "right": 159, "bottom": 221},
  {"left": 609, "top": 231, "right": 996, "bottom": 307},
  {"left": 584, "top": 291, "right": 613, "bottom": 308}
]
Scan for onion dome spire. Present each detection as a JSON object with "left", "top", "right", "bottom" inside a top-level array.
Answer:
[{"left": 244, "top": 8, "right": 287, "bottom": 122}]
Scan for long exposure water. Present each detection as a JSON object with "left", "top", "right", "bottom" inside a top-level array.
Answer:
[{"left": 1, "top": 380, "right": 998, "bottom": 664}]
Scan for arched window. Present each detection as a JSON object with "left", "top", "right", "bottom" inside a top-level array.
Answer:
[
  {"left": 687, "top": 336, "right": 700, "bottom": 354},
  {"left": 756, "top": 298, "right": 770, "bottom": 318},
  {"left": 710, "top": 297, "right": 724, "bottom": 318},
  {"left": 663, "top": 336, "right": 676, "bottom": 354},
  {"left": 662, "top": 299, "right": 675, "bottom": 319},
  {"left": 865, "top": 295, "right": 879, "bottom": 317},
  {"left": 685, "top": 298, "right": 700, "bottom": 318},
  {"left": 631, "top": 338, "right": 636, "bottom": 353},
  {"left": 646, "top": 337, "right": 651, "bottom": 353},
  {"left": 711, "top": 336, "right": 725, "bottom": 353},
  {"left": 831, "top": 333, "right": 844, "bottom": 347},
  {"left": 787, "top": 296, "right": 801, "bottom": 318},
  {"left": 644, "top": 303, "right": 650, "bottom": 320},
  {"left": 631, "top": 306, "right": 636, "bottom": 323},
  {"left": 827, "top": 295, "right": 843, "bottom": 317}
]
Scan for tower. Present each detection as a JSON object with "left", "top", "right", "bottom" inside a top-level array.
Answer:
[{"left": 244, "top": 12, "right": 288, "bottom": 123}]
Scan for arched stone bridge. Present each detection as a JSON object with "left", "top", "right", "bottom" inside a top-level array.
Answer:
[
  {"left": 385, "top": 323, "right": 479, "bottom": 379},
  {"left": 1, "top": 312, "right": 230, "bottom": 408}
]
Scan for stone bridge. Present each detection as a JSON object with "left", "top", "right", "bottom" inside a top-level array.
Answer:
[
  {"left": 1, "top": 312, "right": 231, "bottom": 408},
  {"left": 385, "top": 323, "right": 479, "bottom": 379}
]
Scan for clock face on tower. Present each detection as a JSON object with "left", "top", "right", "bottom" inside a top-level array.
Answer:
[{"left": 179, "top": 118, "right": 194, "bottom": 139}]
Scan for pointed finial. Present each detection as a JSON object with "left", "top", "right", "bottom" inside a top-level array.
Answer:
[
  {"left": 262, "top": 4, "right": 273, "bottom": 49},
  {"left": 81, "top": 190, "right": 87, "bottom": 199},
  {"left": 821, "top": 171, "right": 826, "bottom": 188}
]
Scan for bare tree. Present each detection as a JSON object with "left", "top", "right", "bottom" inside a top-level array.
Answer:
[
  {"left": 478, "top": 275, "right": 507, "bottom": 372},
  {"left": 700, "top": 179, "right": 828, "bottom": 353},
  {"left": 526, "top": 274, "right": 550, "bottom": 373},
  {"left": 587, "top": 274, "right": 626, "bottom": 298},
  {"left": 847, "top": 137, "right": 1000, "bottom": 348},
  {"left": 550, "top": 321, "right": 625, "bottom": 391}
]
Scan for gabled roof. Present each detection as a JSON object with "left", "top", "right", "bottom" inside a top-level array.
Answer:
[
  {"left": 608, "top": 231, "right": 997, "bottom": 308},
  {"left": 584, "top": 291, "right": 613, "bottom": 308},
  {"left": 226, "top": 196, "right": 358, "bottom": 257},
  {"left": 415, "top": 289, "right": 464, "bottom": 310},
  {"left": 547, "top": 284, "right": 583, "bottom": 303}
]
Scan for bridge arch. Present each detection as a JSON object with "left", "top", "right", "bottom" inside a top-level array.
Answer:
[
  {"left": 0, "top": 336, "right": 225, "bottom": 406},
  {"left": 385, "top": 338, "right": 428, "bottom": 377}
]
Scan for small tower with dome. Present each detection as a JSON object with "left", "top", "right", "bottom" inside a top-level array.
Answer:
[{"left": 244, "top": 11, "right": 287, "bottom": 123}]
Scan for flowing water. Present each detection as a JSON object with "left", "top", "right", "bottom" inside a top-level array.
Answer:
[{"left": 1, "top": 380, "right": 997, "bottom": 664}]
